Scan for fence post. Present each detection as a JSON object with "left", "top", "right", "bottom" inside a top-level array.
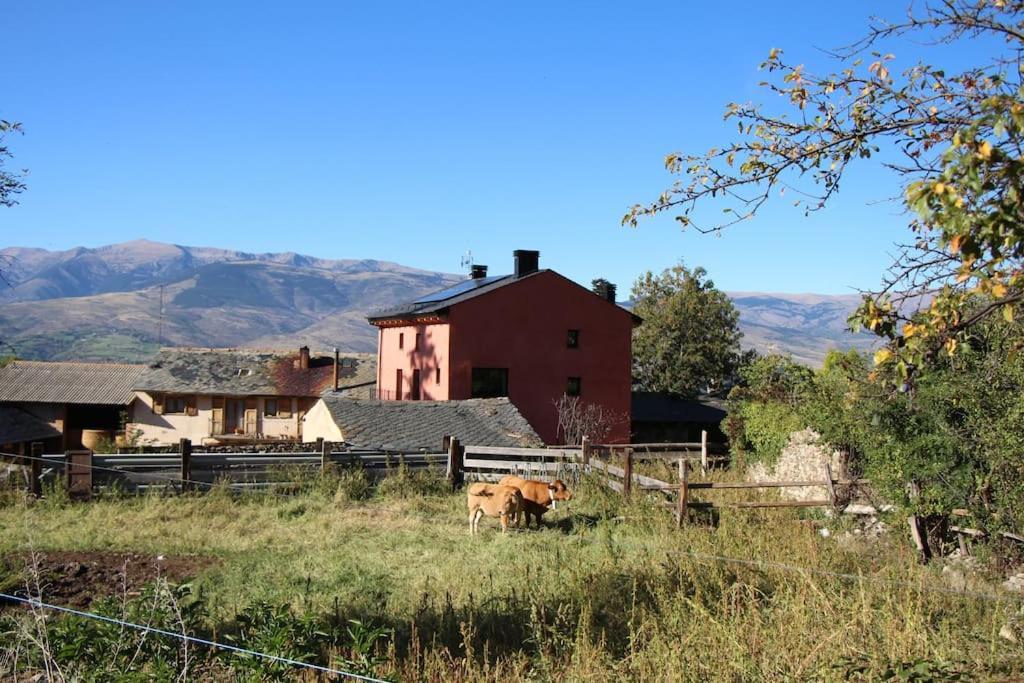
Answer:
[
  {"left": 823, "top": 462, "right": 837, "bottom": 509},
  {"left": 700, "top": 429, "right": 708, "bottom": 475},
  {"left": 447, "top": 437, "right": 463, "bottom": 489},
  {"left": 65, "top": 450, "right": 93, "bottom": 500},
  {"left": 907, "top": 481, "right": 932, "bottom": 563},
  {"left": 442, "top": 434, "right": 451, "bottom": 452},
  {"left": 580, "top": 436, "right": 590, "bottom": 468},
  {"left": 179, "top": 438, "right": 192, "bottom": 492},
  {"left": 30, "top": 442, "right": 43, "bottom": 498},
  {"left": 622, "top": 448, "right": 633, "bottom": 499},
  {"left": 320, "top": 438, "right": 331, "bottom": 472},
  {"left": 676, "top": 458, "right": 688, "bottom": 528}
]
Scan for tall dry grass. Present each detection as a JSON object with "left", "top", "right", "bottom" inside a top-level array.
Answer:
[{"left": 1, "top": 469, "right": 1021, "bottom": 681}]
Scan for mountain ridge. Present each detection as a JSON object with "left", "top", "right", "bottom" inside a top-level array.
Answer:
[{"left": 0, "top": 240, "right": 877, "bottom": 365}]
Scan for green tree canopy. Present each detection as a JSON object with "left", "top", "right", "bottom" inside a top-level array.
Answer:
[
  {"left": 625, "top": 2, "right": 1024, "bottom": 377},
  {"left": 631, "top": 263, "right": 742, "bottom": 397}
]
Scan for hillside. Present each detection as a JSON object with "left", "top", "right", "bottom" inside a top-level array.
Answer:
[
  {"left": 0, "top": 240, "right": 460, "bottom": 361},
  {"left": 0, "top": 240, "right": 875, "bottom": 365}
]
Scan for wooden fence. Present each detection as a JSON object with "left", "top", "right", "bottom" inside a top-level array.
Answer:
[{"left": 7, "top": 436, "right": 866, "bottom": 527}]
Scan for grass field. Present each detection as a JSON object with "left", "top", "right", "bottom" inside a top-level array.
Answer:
[{"left": 1, "top": 470, "right": 1022, "bottom": 681}]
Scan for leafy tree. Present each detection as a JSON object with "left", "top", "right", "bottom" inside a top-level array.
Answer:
[
  {"left": 631, "top": 263, "right": 742, "bottom": 397},
  {"left": 624, "top": 2, "right": 1024, "bottom": 377}
]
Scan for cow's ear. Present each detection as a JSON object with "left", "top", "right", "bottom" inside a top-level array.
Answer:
[{"left": 547, "top": 484, "right": 556, "bottom": 491}]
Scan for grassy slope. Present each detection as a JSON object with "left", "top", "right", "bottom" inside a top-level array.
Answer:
[{"left": 1, "top": 475, "right": 1021, "bottom": 681}]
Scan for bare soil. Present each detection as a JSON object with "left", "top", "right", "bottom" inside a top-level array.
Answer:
[{"left": 1, "top": 551, "right": 215, "bottom": 609}]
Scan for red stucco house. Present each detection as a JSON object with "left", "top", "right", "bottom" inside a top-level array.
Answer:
[{"left": 367, "top": 250, "right": 640, "bottom": 444}]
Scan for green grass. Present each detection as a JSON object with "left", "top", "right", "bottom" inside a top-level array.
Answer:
[{"left": 1, "top": 473, "right": 1022, "bottom": 681}]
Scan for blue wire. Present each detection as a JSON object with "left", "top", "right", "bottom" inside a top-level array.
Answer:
[{"left": 0, "top": 592, "right": 390, "bottom": 683}]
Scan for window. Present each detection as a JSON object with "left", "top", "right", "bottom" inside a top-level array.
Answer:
[
  {"left": 398, "top": 333, "right": 404, "bottom": 349},
  {"left": 436, "top": 367, "right": 441, "bottom": 384},
  {"left": 471, "top": 368, "right": 509, "bottom": 398},
  {"left": 395, "top": 369, "right": 404, "bottom": 400},
  {"left": 411, "top": 369, "right": 421, "bottom": 400},
  {"left": 264, "top": 398, "right": 292, "bottom": 418},
  {"left": 164, "top": 396, "right": 187, "bottom": 414},
  {"left": 566, "top": 377, "right": 581, "bottom": 397},
  {"left": 415, "top": 333, "right": 423, "bottom": 350},
  {"left": 567, "top": 329, "right": 579, "bottom": 349}
]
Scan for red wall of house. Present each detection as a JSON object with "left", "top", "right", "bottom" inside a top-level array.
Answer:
[
  {"left": 377, "top": 322, "right": 450, "bottom": 400},
  {"left": 447, "top": 271, "right": 634, "bottom": 443}
]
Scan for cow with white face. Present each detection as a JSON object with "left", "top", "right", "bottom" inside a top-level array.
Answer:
[{"left": 497, "top": 476, "right": 573, "bottom": 528}]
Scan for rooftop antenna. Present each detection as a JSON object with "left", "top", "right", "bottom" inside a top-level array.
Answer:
[{"left": 460, "top": 250, "right": 473, "bottom": 275}]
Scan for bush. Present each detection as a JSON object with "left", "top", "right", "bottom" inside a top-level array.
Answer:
[{"left": 376, "top": 464, "right": 448, "bottom": 499}]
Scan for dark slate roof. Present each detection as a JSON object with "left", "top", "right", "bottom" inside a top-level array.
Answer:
[
  {"left": 0, "top": 405, "right": 61, "bottom": 444},
  {"left": 367, "top": 269, "right": 641, "bottom": 324},
  {"left": 135, "top": 348, "right": 376, "bottom": 397},
  {"left": 367, "top": 272, "right": 523, "bottom": 321},
  {"left": 320, "top": 396, "right": 543, "bottom": 450},
  {"left": 631, "top": 391, "right": 727, "bottom": 424},
  {"left": 0, "top": 360, "right": 145, "bottom": 405}
]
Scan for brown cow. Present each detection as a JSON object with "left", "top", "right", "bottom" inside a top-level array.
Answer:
[
  {"left": 498, "top": 476, "right": 572, "bottom": 528},
  {"left": 466, "top": 483, "right": 523, "bottom": 535}
]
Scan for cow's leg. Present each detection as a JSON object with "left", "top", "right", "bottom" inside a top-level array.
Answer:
[
  {"left": 500, "top": 513, "right": 508, "bottom": 534},
  {"left": 470, "top": 508, "right": 481, "bottom": 535}
]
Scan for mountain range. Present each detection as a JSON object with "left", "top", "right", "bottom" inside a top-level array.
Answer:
[{"left": 0, "top": 239, "right": 876, "bottom": 366}]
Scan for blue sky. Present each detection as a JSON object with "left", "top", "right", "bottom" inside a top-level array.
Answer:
[{"left": 0, "top": 2, "right": 988, "bottom": 294}]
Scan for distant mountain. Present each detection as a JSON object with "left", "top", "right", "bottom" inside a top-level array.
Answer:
[
  {"left": 0, "top": 240, "right": 876, "bottom": 365},
  {"left": 0, "top": 240, "right": 461, "bottom": 361},
  {"left": 728, "top": 292, "right": 877, "bottom": 366}
]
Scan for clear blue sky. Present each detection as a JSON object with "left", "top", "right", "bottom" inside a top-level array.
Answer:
[{"left": 0, "top": 1, "right": 989, "bottom": 294}]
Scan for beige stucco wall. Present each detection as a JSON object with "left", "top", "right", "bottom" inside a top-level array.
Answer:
[
  {"left": 300, "top": 400, "right": 343, "bottom": 443},
  {"left": 128, "top": 392, "right": 307, "bottom": 446}
]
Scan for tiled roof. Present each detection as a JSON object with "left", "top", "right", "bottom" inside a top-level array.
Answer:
[
  {"left": 135, "top": 348, "right": 376, "bottom": 397},
  {"left": 320, "top": 396, "right": 543, "bottom": 450},
  {"left": 0, "top": 405, "right": 61, "bottom": 445},
  {"left": 0, "top": 360, "right": 145, "bottom": 405}
]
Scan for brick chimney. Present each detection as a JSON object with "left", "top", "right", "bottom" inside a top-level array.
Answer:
[
  {"left": 513, "top": 249, "right": 539, "bottom": 278},
  {"left": 470, "top": 264, "right": 488, "bottom": 279},
  {"left": 299, "top": 345, "right": 310, "bottom": 370}
]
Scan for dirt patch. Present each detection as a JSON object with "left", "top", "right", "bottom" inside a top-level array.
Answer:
[{"left": 2, "top": 551, "right": 216, "bottom": 609}]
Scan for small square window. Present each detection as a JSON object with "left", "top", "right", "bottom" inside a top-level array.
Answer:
[
  {"left": 164, "top": 396, "right": 187, "bottom": 414},
  {"left": 436, "top": 367, "right": 441, "bottom": 384},
  {"left": 264, "top": 399, "right": 278, "bottom": 417},
  {"left": 398, "top": 333, "right": 404, "bottom": 349},
  {"left": 416, "top": 333, "right": 423, "bottom": 350},
  {"left": 566, "top": 377, "right": 581, "bottom": 397},
  {"left": 567, "top": 329, "right": 579, "bottom": 349}
]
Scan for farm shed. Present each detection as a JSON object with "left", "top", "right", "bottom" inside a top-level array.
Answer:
[
  {"left": 302, "top": 395, "right": 543, "bottom": 450},
  {"left": 0, "top": 404, "right": 61, "bottom": 452},
  {"left": 130, "top": 347, "right": 376, "bottom": 445},
  {"left": 631, "top": 391, "right": 727, "bottom": 443},
  {"left": 0, "top": 360, "right": 145, "bottom": 450}
]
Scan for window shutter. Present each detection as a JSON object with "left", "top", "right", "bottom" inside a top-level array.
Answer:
[
  {"left": 153, "top": 394, "right": 164, "bottom": 415},
  {"left": 186, "top": 395, "right": 198, "bottom": 417}
]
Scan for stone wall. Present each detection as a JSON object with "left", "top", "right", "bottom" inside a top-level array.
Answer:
[{"left": 747, "top": 428, "right": 849, "bottom": 502}]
